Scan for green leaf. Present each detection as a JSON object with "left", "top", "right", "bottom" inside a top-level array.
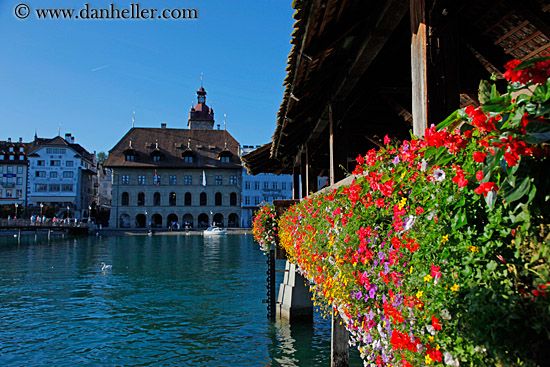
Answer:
[
  {"left": 516, "top": 56, "right": 550, "bottom": 70},
  {"left": 490, "top": 84, "right": 500, "bottom": 99},
  {"left": 487, "top": 260, "right": 497, "bottom": 272},
  {"left": 485, "top": 190, "right": 496, "bottom": 210},
  {"left": 479, "top": 80, "right": 492, "bottom": 104},
  {"left": 524, "top": 120, "right": 550, "bottom": 143},
  {"left": 532, "top": 83, "right": 550, "bottom": 104},
  {"left": 503, "top": 177, "right": 530, "bottom": 203},
  {"left": 481, "top": 95, "right": 513, "bottom": 113},
  {"left": 436, "top": 109, "right": 462, "bottom": 130}
]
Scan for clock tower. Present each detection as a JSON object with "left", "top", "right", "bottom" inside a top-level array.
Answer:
[{"left": 188, "top": 86, "right": 215, "bottom": 130}]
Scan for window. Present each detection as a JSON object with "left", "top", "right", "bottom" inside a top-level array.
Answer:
[
  {"left": 0, "top": 167, "right": 2, "bottom": 173},
  {"left": 138, "top": 175, "right": 146, "bottom": 185},
  {"left": 63, "top": 171, "right": 73, "bottom": 178},
  {"left": 184, "top": 175, "right": 192, "bottom": 185},
  {"left": 19, "top": 147, "right": 24, "bottom": 152},
  {"left": 0, "top": 155, "right": 3, "bottom": 160},
  {"left": 215, "top": 192, "right": 222, "bottom": 206},
  {"left": 50, "top": 160, "right": 60, "bottom": 166},
  {"left": 122, "top": 175, "right": 130, "bottom": 184},
  {"left": 125, "top": 154, "right": 135, "bottom": 162},
  {"left": 183, "top": 156, "right": 193, "bottom": 163},
  {"left": 9, "top": 147, "right": 13, "bottom": 152},
  {"left": 137, "top": 192, "right": 145, "bottom": 206},
  {"left": 220, "top": 156, "right": 230, "bottom": 163},
  {"left": 50, "top": 172, "right": 58, "bottom": 178},
  {"left": 16, "top": 189, "right": 22, "bottom": 198},
  {"left": 121, "top": 192, "right": 129, "bottom": 206},
  {"left": 6, "top": 189, "right": 12, "bottom": 197},
  {"left": 37, "top": 160, "right": 45, "bottom": 166},
  {"left": 169, "top": 192, "right": 176, "bottom": 206},
  {"left": 200, "top": 192, "right": 207, "bottom": 206},
  {"left": 154, "top": 192, "right": 161, "bottom": 206},
  {"left": 282, "top": 182, "right": 287, "bottom": 190},
  {"left": 17, "top": 177, "right": 22, "bottom": 185},
  {"left": 153, "top": 155, "right": 161, "bottom": 162},
  {"left": 169, "top": 175, "right": 177, "bottom": 185},
  {"left": 230, "top": 193, "right": 237, "bottom": 206},
  {"left": 7, "top": 166, "right": 13, "bottom": 173},
  {"left": 245, "top": 182, "right": 250, "bottom": 190},
  {"left": 263, "top": 182, "right": 269, "bottom": 189},
  {"left": 254, "top": 182, "right": 260, "bottom": 190},
  {"left": 245, "top": 196, "right": 250, "bottom": 205},
  {"left": 49, "top": 184, "right": 60, "bottom": 192},
  {"left": 273, "top": 182, "right": 278, "bottom": 189},
  {"left": 185, "top": 192, "right": 192, "bottom": 206},
  {"left": 62, "top": 184, "right": 73, "bottom": 192},
  {"left": 254, "top": 196, "right": 260, "bottom": 205},
  {"left": 9, "top": 156, "right": 14, "bottom": 161},
  {"left": 36, "top": 171, "right": 46, "bottom": 178},
  {"left": 66, "top": 161, "right": 73, "bottom": 167},
  {"left": 230, "top": 176, "right": 237, "bottom": 185},
  {"left": 35, "top": 184, "right": 48, "bottom": 192},
  {"left": 153, "top": 173, "right": 161, "bottom": 185},
  {"left": 17, "top": 166, "right": 23, "bottom": 174},
  {"left": 215, "top": 175, "right": 222, "bottom": 185},
  {"left": 18, "top": 155, "right": 24, "bottom": 160}
]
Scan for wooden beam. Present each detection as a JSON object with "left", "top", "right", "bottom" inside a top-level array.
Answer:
[{"left": 504, "top": 0, "right": 550, "bottom": 40}]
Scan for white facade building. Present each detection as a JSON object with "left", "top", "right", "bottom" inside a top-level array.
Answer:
[{"left": 27, "top": 134, "right": 97, "bottom": 218}]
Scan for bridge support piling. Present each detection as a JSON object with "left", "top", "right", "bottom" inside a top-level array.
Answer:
[
  {"left": 276, "top": 261, "right": 313, "bottom": 322},
  {"left": 331, "top": 313, "right": 349, "bottom": 367}
]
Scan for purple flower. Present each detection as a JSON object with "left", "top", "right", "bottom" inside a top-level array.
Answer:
[
  {"left": 392, "top": 156, "right": 400, "bottom": 164},
  {"left": 384, "top": 262, "right": 390, "bottom": 275},
  {"left": 355, "top": 291, "right": 363, "bottom": 300},
  {"left": 369, "top": 284, "right": 377, "bottom": 299}
]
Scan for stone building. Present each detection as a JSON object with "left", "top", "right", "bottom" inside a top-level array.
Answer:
[
  {"left": 0, "top": 137, "right": 28, "bottom": 211},
  {"left": 105, "top": 87, "right": 242, "bottom": 229}
]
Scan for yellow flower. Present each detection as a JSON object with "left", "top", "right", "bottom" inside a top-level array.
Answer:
[
  {"left": 425, "top": 354, "right": 433, "bottom": 365},
  {"left": 398, "top": 197, "right": 407, "bottom": 210},
  {"left": 416, "top": 290, "right": 423, "bottom": 298},
  {"left": 424, "top": 274, "right": 433, "bottom": 282},
  {"left": 441, "top": 235, "right": 449, "bottom": 244},
  {"left": 410, "top": 266, "right": 413, "bottom": 274},
  {"left": 451, "top": 284, "right": 460, "bottom": 292},
  {"left": 468, "top": 245, "right": 479, "bottom": 253},
  {"left": 428, "top": 335, "right": 434, "bottom": 342}
]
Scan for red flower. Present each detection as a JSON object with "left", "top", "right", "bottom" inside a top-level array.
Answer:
[
  {"left": 384, "top": 135, "right": 390, "bottom": 145},
  {"left": 473, "top": 151, "right": 487, "bottom": 163},
  {"left": 474, "top": 182, "right": 498, "bottom": 197},
  {"left": 431, "top": 315, "right": 442, "bottom": 331},
  {"left": 476, "top": 170, "right": 483, "bottom": 181}
]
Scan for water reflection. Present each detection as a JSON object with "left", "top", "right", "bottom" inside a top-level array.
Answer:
[{"left": 0, "top": 234, "right": 361, "bottom": 366}]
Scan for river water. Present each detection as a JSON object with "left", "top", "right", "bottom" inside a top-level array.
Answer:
[{"left": 0, "top": 234, "right": 361, "bottom": 366}]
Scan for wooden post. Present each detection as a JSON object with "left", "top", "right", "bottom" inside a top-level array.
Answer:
[
  {"left": 410, "top": 0, "right": 459, "bottom": 137},
  {"left": 293, "top": 165, "right": 300, "bottom": 200},
  {"left": 300, "top": 152, "right": 307, "bottom": 198},
  {"left": 306, "top": 144, "right": 318, "bottom": 195},
  {"left": 329, "top": 104, "right": 346, "bottom": 185}
]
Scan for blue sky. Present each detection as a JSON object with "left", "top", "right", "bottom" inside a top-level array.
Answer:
[{"left": 0, "top": 0, "right": 294, "bottom": 154}]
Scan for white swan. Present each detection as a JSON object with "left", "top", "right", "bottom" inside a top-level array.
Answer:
[{"left": 100, "top": 262, "right": 112, "bottom": 271}]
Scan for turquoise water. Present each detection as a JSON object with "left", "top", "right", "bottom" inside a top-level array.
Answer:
[{"left": 0, "top": 234, "right": 361, "bottom": 366}]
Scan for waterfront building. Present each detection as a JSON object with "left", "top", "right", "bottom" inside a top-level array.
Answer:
[
  {"left": 97, "top": 164, "right": 112, "bottom": 209},
  {"left": 105, "top": 86, "right": 242, "bottom": 229},
  {"left": 27, "top": 133, "right": 97, "bottom": 218},
  {"left": 0, "top": 137, "right": 28, "bottom": 211}
]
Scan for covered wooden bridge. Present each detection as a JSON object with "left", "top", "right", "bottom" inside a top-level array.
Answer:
[{"left": 243, "top": 0, "right": 550, "bottom": 365}]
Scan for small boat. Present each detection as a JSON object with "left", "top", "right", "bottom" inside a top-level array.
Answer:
[{"left": 203, "top": 226, "right": 227, "bottom": 235}]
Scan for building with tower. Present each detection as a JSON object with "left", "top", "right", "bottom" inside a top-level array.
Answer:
[{"left": 105, "top": 86, "right": 242, "bottom": 229}]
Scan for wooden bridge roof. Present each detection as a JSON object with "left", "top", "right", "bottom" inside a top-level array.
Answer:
[{"left": 245, "top": 0, "right": 550, "bottom": 175}]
